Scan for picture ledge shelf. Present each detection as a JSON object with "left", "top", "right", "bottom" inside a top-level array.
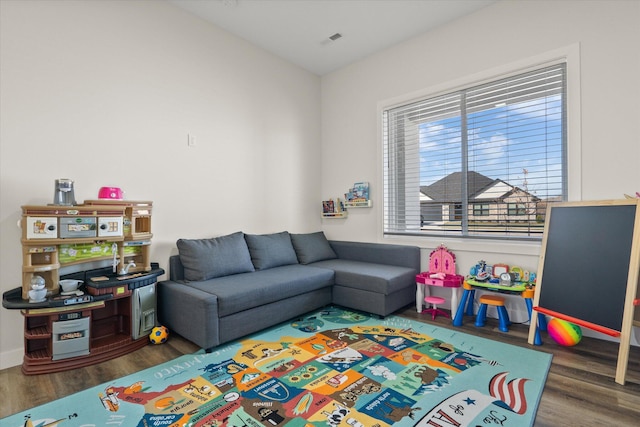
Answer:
[
  {"left": 344, "top": 200, "right": 372, "bottom": 208},
  {"left": 321, "top": 212, "right": 348, "bottom": 218}
]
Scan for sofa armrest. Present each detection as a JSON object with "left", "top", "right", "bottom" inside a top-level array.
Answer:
[
  {"left": 168, "top": 255, "right": 185, "bottom": 281},
  {"left": 328, "top": 240, "right": 420, "bottom": 272},
  {"left": 157, "top": 280, "right": 220, "bottom": 350}
]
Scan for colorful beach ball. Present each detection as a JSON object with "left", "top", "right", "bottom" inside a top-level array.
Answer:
[
  {"left": 149, "top": 326, "right": 169, "bottom": 344},
  {"left": 547, "top": 318, "right": 582, "bottom": 346}
]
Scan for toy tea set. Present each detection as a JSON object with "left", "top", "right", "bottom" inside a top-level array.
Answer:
[{"left": 28, "top": 275, "right": 85, "bottom": 303}]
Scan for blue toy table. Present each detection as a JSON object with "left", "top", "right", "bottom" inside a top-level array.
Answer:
[{"left": 452, "top": 278, "right": 547, "bottom": 345}]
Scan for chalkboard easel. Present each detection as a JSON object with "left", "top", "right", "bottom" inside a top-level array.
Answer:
[{"left": 527, "top": 199, "right": 640, "bottom": 385}]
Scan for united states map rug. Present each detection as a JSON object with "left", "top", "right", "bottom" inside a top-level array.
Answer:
[{"left": 3, "top": 307, "right": 552, "bottom": 427}]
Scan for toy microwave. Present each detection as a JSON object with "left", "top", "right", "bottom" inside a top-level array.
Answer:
[{"left": 59, "top": 217, "right": 97, "bottom": 238}]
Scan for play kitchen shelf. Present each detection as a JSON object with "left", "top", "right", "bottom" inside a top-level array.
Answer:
[
  {"left": 19, "top": 202, "right": 154, "bottom": 300},
  {"left": 3, "top": 267, "right": 163, "bottom": 374},
  {"left": 20, "top": 298, "right": 135, "bottom": 375},
  {"left": 84, "top": 199, "right": 153, "bottom": 241}
]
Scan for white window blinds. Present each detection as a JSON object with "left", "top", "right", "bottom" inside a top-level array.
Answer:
[{"left": 383, "top": 63, "right": 567, "bottom": 239}]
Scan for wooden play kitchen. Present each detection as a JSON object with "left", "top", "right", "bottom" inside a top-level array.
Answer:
[
  {"left": 19, "top": 201, "right": 153, "bottom": 300},
  {"left": 3, "top": 200, "right": 162, "bottom": 374}
]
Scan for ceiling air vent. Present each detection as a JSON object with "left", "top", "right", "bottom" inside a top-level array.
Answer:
[{"left": 321, "top": 32, "right": 343, "bottom": 46}]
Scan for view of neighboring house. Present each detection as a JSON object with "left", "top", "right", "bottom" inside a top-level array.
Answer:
[{"left": 420, "top": 171, "right": 542, "bottom": 228}]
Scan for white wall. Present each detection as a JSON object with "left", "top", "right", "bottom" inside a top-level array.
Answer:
[
  {"left": 0, "top": 0, "right": 321, "bottom": 368},
  {"left": 320, "top": 0, "right": 640, "bottom": 337}
]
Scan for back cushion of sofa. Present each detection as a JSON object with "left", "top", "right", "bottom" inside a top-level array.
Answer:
[
  {"left": 244, "top": 231, "right": 299, "bottom": 270},
  {"left": 177, "top": 231, "right": 255, "bottom": 281},
  {"left": 290, "top": 231, "right": 338, "bottom": 264}
]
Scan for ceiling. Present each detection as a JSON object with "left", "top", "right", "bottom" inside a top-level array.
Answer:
[{"left": 168, "top": 0, "right": 497, "bottom": 76}]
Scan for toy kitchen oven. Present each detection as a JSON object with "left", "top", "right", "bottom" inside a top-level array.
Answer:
[
  {"left": 50, "top": 280, "right": 157, "bottom": 360},
  {"left": 52, "top": 312, "right": 90, "bottom": 360}
]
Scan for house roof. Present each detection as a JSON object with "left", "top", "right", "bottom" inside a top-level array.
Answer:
[
  {"left": 420, "top": 171, "right": 541, "bottom": 203},
  {"left": 420, "top": 171, "right": 496, "bottom": 202}
]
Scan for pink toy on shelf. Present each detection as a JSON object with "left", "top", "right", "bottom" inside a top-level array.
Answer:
[{"left": 416, "top": 245, "right": 464, "bottom": 288}]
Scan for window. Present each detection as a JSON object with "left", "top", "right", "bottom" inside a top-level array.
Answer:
[
  {"left": 383, "top": 63, "right": 567, "bottom": 239},
  {"left": 507, "top": 203, "right": 526, "bottom": 216},
  {"left": 473, "top": 204, "right": 490, "bottom": 217}
]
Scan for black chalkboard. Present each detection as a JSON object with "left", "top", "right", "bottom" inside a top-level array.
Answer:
[{"left": 537, "top": 203, "right": 637, "bottom": 332}]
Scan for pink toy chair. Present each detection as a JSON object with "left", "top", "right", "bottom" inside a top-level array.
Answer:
[{"left": 423, "top": 296, "right": 449, "bottom": 320}]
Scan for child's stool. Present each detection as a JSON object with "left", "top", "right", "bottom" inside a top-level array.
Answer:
[
  {"left": 423, "top": 296, "right": 449, "bottom": 320},
  {"left": 475, "top": 294, "right": 510, "bottom": 332}
]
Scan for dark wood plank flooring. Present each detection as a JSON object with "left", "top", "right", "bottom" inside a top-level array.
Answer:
[{"left": 1, "top": 305, "right": 639, "bottom": 426}]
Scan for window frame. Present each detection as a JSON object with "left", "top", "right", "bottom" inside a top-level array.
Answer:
[{"left": 378, "top": 46, "right": 581, "bottom": 246}]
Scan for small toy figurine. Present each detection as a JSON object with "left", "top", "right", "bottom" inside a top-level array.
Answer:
[{"left": 474, "top": 260, "right": 490, "bottom": 281}]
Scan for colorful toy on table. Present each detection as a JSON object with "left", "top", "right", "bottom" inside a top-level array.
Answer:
[
  {"left": 469, "top": 261, "right": 535, "bottom": 288},
  {"left": 415, "top": 244, "right": 464, "bottom": 287},
  {"left": 469, "top": 260, "right": 491, "bottom": 281},
  {"left": 547, "top": 318, "right": 582, "bottom": 346}
]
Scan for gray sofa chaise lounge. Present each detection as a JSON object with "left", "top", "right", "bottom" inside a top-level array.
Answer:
[{"left": 158, "top": 231, "right": 420, "bottom": 351}]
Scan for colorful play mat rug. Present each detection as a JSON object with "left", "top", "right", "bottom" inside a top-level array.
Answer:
[{"left": 4, "top": 307, "right": 552, "bottom": 427}]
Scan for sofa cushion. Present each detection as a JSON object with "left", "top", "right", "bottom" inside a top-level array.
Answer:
[
  {"left": 290, "top": 231, "right": 337, "bottom": 264},
  {"left": 177, "top": 232, "right": 255, "bottom": 281},
  {"left": 310, "top": 259, "right": 416, "bottom": 295},
  {"left": 182, "top": 264, "right": 335, "bottom": 317},
  {"left": 244, "top": 231, "right": 299, "bottom": 270}
]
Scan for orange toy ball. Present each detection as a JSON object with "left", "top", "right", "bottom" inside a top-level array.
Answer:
[{"left": 149, "top": 326, "right": 169, "bottom": 344}]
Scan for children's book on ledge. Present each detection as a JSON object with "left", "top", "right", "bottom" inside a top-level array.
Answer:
[
  {"left": 322, "top": 198, "right": 347, "bottom": 217},
  {"left": 345, "top": 182, "right": 372, "bottom": 207}
]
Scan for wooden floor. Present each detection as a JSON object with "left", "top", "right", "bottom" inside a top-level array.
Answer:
[{"left": 2, "top": 305, "right": 640, "bottom": 426}]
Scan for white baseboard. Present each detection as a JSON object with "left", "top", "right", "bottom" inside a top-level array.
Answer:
[{"left": 0, "top": 348, "right": 23, "bottom": 370}]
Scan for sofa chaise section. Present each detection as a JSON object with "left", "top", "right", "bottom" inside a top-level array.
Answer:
[{"left": 313, "top": 241, "right": 420, "bottom": 317}]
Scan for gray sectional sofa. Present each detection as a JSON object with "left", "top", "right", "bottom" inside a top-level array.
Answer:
[{"left": 158, "top": 231, "right": 420, "bottom": 351}]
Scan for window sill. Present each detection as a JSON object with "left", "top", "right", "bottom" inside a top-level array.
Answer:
[{"left": 381, "top": 234, "right": 542, "bottom": 257}]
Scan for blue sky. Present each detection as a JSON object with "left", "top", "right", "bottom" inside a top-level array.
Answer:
[{"left": 419, "top": 94, "right": 564, "bottom": 200}]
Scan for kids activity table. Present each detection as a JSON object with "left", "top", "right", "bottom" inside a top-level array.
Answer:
[{"left": 452, "top": 278, "right": 547, "bottom": 345}]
